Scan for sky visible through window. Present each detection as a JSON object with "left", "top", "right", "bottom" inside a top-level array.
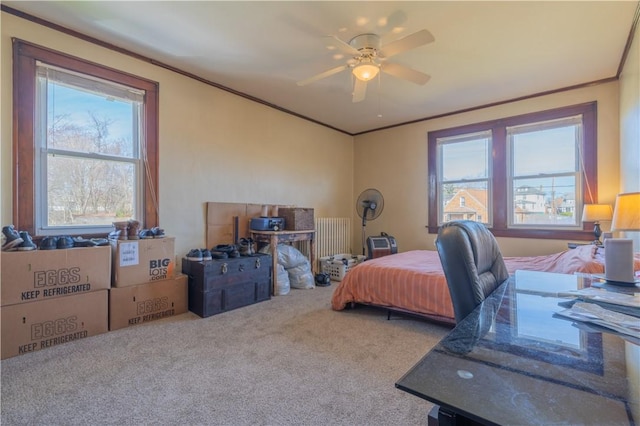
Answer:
[
  {"left": 443, "top": 127, "right": 578, "bottom": 199},
  {"left": 44, "top": 81, "right": 139, "bottom": 227},
  {"left": 48, "top": 82, "right": 134, "bottom": 144}
]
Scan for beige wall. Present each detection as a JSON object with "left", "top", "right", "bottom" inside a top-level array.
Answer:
[
  {"left": 619, "top": 15, "right": 640, "bottom": 248},
  {"left": 354, "top": 83, "right": 622, "bottom": 257},
  {"left": 1, "top": 10, "right": 634, "bottom": 260},
  {"left": 0, "top": 12, "right": 354, "bottom": 260}
]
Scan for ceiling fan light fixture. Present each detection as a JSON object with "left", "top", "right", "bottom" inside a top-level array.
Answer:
[{"left": 353, "top": 63, "right": 379, "bottom": 81}]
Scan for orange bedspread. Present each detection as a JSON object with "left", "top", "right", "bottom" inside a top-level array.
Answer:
[{"left": 331, "top": 245, "right": 640, "bottom": 324}]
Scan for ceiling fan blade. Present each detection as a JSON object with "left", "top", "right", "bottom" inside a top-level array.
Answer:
[
  {"left": 352, "top": 78, "right": 367, "bottom": 103},
  {"left": 297, "top": 65, "right": 348, "bottom": 86},
  {"left": 379, "top": 29, "right": 435, "bottom": 58},
  {"left": 381, "top": 62, "right": 431, "bottom": 85},
  {"left": 325, "top": 35, "right": 360, "bottom": 56}
]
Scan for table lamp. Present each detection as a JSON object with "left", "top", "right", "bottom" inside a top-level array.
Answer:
[
  {"left": 605, "top": 192, "right": 640, "bottom": 286},
  {"left": 581, "top": 204, "right": 613, "bottom": 245}
]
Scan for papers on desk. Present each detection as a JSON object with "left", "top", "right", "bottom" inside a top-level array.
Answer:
[
  {"left": 556, "top": 302, "right": 640, "bottom": 338},
  {"left": 565, "top": 287, "right": 639, "bottom": 307}
]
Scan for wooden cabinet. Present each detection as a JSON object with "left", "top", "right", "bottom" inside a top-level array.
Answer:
[{"left": 182, "top": 254, "right": 271, "bottom": 318}]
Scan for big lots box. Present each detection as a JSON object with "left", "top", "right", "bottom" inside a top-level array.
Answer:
[
  {"left": 109, "top": 274, "right": 188, "bottom": 331},
  {"left": 110, "top": 237, "right": 175, "bottom": 287},
  {"left": 1, "top": 290, "right": 109, "bottom": 360},
  {"left": 1, "top": 246, "right": 111, "bottom": 306}
]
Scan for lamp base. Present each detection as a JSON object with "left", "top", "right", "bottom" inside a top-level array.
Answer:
[{"left": 602, "top": 278, "right": 640, "bottom": 288}]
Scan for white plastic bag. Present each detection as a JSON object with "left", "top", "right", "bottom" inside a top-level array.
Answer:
[
  {"left": 287, "top": 262, "right": 315, "bottom": 289},
  {"left": 259, "top": 244, "right": 308, "bottom": 269},
  {"left": 276, "top": 263, "right": 290, "bottom": 295}
]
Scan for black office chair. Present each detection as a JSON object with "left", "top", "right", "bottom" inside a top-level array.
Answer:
[{"left": 436, "top": 220, "right": 509, "bottom": 323}]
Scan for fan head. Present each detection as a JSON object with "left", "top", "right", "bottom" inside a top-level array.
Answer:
[{"left": 356, "top": 188, "right": 384, "bottom": 224}]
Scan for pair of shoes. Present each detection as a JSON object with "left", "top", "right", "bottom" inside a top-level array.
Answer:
[
  {"left": 91, "top": 238, "right": 110, "bottom": 246},
  {"left": 111, "top": 219, "right": 142, "bottom": 240},
  {"left": 139, "top": 227, "right": 165, "bottom": 239},
  {"left": 186, "top": 248, "right": 212, "bottom": 261},
  {"left": 212, "top": 251, "right": 228, "bottom": 259},
  {"left": 72, "top": 237, "right": 97, "bottom": 247},
  {"left": 17, "top": 231, "right": 37, "bottom": 251},
  {"left": 2, "top": 225, "right": 24, "bottom": 251},
  {"left": 238, "top": 238, "right": 255, "bottom": 256},
  {"left": 213, "top": 244, "right": 240, "bottom": 258},
  {"left": 186, "top": 249, "right": 203, "bottom": 261},
  {"left": 2, "top": 226, "right": 37, "bottom": 251},
  {"left": 40, "top": 235, "right": 74, "bottom": 250},
  {"left": 315, "top": 273, "right": 331, "bottom": 287}
]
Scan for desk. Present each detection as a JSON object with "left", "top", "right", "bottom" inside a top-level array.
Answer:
[
  {"left": 250, "top": 229, "right": 315, "bottom": 295},
  {"left": 396, "top": 271, "right": 639, "bottom": 426}
]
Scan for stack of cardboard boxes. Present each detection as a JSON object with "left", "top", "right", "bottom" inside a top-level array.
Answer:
[
  {"left": 1, "top": 236, "right": 188, "bottom": 360},
  {"left": 108, "top": 237, "right": 187, "bottom": 330},
  {"left": 1, "top": 247, "right": 112, "bottom": 359}
]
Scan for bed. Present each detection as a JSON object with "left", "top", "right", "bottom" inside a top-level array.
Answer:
[{"left": 331, "top": 245, "right": 640, "bottom": 325}]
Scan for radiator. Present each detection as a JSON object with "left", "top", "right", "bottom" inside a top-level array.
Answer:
[{"left": 314, "top": 217, "right": 351, "bottom": 270}]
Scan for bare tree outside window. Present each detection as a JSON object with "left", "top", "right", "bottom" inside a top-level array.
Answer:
[{"left": 36, "top": 64, "right": 143, "bottom": 231}]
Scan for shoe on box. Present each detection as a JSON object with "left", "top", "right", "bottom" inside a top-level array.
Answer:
[
  {"left": 56, "top": 236, "right": 74, "bottom": 249},
  {"left": 2, "top": 225, "right": 24, "bottom": 251},
  {"left": 17, "top": 231, "right": 37, "bottom": 251},
  {"left": 40, "top": 236, "right": 59, "bottom": 250},
  {"left": 73, "top": 237, "right": 98, "bottom": 247},
  {"left": 186, "top": 249, "right": 203, "bottom": 261}
]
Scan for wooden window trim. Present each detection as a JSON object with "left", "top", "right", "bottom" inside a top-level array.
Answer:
[
  {"left": 427, "top": 102, "right": 597, "bottom": 240},
  {"left": 12, "top": 39, "right": 159, "bottom": 236}
]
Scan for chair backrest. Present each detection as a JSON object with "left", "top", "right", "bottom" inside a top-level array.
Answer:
[{"left": 435, "top": 220, "right": 509, "bottom": 322}]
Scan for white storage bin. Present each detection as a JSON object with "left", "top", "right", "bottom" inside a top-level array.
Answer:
[{"left": 319, "top": 253, "right": 366, "bottom": 281}]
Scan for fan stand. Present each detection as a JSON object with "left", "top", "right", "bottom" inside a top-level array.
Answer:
[{"left": 361, "top": 208, "right": 369, "bottom": 256}]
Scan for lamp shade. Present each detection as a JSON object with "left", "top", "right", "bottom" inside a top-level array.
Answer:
[
  {"left": 352, "top": 63, "right": 379, "bottom": 81},
  {"left": 611, "top": 192, "right": 640, "bottom": 231},
  {"left": 581, "top": 204, "right": 613, "bottom": 222}
]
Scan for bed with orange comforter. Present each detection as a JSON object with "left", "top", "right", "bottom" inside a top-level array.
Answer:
[{"left": 330, "top": 245, "right": 640, "bottom": 324}]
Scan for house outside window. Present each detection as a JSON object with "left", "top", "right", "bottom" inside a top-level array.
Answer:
[
  {"left": 12, "top": 40, "right": 159, "bottom": 236},
  {"left": 428, "top": 102, "right": 597, "bottom": 239},
  {"left": 436, "top": 130, "right": 492, "bottom": 225},
  {"left": 507, "top": 115, "right": 583, "bottom": 228}
]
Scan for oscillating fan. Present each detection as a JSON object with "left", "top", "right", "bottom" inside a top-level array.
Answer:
[{"left": 356, "top": 188, "right": 384, "bottom": 255}]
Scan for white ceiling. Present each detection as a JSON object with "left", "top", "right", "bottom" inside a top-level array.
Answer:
[{"left": 4, "top": 1, "right": 638, "bottom": 135}]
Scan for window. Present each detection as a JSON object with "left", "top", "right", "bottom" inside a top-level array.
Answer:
[
  {"left": 428, "top": 102, "right": 597, "bottom": 239},
  {"left": 437, "top": 131, "right": 491, "bottom": 225},
  {"left": 13, "top": 39, "right": 159, "bottom": 236},
  {"left": 508, "top": 116, "right": 583, "bottom": 229}
]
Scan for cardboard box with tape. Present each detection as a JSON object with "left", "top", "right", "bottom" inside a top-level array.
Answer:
[
  {"left": 1, "top": 246, "right": 111, "bottom": 306},
  {"left": 110, "top": 237, "right": 175, "bottom": 287},
  {"left": 1, "top": 290, "right": 109, "bottom": 360},
  {"left": 109, "top": 274, "right": 188, "bottom": 331}
]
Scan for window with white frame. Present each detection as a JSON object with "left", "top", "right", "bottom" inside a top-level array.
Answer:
[
  {"left": 507, "top": 116, "right": 583, "bottom": 229},
  {"left": 427, "top": 102, "right": 597, "bottom": 240},
  {"left": 13, "top": 39, "right": 159, "bottom": 237},
  {"left": 436, "top": 131, "right": 491, "bottom": 225},
  {"left": 35, "top": 63, "right": 144, "bottom": 234}
]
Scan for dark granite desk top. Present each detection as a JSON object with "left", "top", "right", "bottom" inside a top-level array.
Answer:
[{"left": 396, "top": 271, "right": 639, "bottom": 425}]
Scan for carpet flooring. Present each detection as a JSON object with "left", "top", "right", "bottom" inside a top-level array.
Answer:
[{"left": 1, "top": 285, "right": 451, "bottom": 425}]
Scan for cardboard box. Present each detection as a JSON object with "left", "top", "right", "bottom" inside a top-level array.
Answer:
[
  {"left": 109, "top": 273, "right": 188, "bottom": 331},
  {"left": 279, "top": 207, "right": 315, "bottom": 230},
  {"left": 1, "top": 290, "right": 109, "bottom": 360},
  {"left": 1, "top": 246, "right": 111, "bottom": 306},
  {"left": 111, "top": 237, "right": 175, "bottom": 287}
]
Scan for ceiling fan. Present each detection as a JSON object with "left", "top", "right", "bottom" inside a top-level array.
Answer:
[{"left": 297, "top": 29, "right": 434, "bottom": 103}]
